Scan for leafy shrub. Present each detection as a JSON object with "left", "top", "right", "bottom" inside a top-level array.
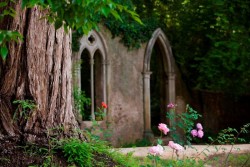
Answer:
[
  {"left": 167, "top": 104, "right": 202, "bottom": 146},
  {"left": 73, "top": 87, "right": 91, "bottom": 120},
  {"left": 62, "top": 139, "right": 92, "bottom": 167}
]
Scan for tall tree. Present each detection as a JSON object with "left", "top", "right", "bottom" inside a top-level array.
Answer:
[
  {"left": 0, "top": 0, "right": 141, "bottom": 142},
  {"left": 1, "top": 1, "right": 77, "bottom": 142}
]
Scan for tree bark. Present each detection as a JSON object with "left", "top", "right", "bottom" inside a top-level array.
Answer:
[{"left": 0, "top": 1, "right": 78, "bottom": 143}]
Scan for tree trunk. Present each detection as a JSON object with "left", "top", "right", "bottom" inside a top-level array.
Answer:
[{"left": 0, "top": 1, "right": 78, "bottom": 143}]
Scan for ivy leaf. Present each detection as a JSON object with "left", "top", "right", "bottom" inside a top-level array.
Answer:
[
  {"left": 101, "top": 7, "right": 111, "bottom": 17},
  {"left": 110, "top": 10, "right": 122, "bottom": 22},
  {"left": 132, "top": 15, "right": 143, "bottom": 25},
  {"left": 1, "top": 46, "right": 8, "bottom": 60}
]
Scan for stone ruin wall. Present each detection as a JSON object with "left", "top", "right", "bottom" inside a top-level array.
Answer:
[
  {"left": 73, "top": 26, "right": 192, "bottom": 146},
  {"left": 100, "top": 28, "right": 146, "bottom": 146}
]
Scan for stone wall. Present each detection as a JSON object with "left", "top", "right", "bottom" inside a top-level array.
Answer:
[
  {"left": 92, "top": 27, "right": 146, "bottom": 146},
  {"left": 74, "top": 26, "right": 191, "bottom": 146}
]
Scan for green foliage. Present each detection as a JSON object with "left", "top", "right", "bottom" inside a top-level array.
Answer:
[
  {"left": 152, "top": 0, "right": 250, "bottom": 94},
  {"left": 107, "top": 0, "right": 250, "bottom": 94},
  {"left": 17, "top": 142, "right": 57, "bottom": 167},
  {"left": 104, "top": 0, "right": 162, "bottom": 49},
  {"left": 208, "top": 123, "right": 250, "bottom": 145},
  {"left": 206, "top": 153, "right": 250, "bottom": 167},
  {"left": 166, "top": 105, "right": 202, "bottom": 146},
  {"left": 0, "top": 0, "right": 23, "bottom": 60},
  {"left": 196, "top": 123, "right": 250, "bottom": 165},
  {"left": 194, "top": 0, "right": 250, "bottom": 94},
  {"left": 61, "top": 138, "right": 92, "bottom": 167},
  {"left": 103, "top": 0, "right": 250, "bottom": 94},
  {"left": 83, "top": 117, "right": 113, "bottom": 142},
  {"left": 22, "top": 0, "right": 104, "bottom": 33},
  {"left": 1, "top": 0, "right": 142, "bottom": 59},
  {"left": 139, "top": 157, "right": 203, "bottom": 167},
  {"left": 73, "top": 87, "right": 91, "bottom": 120},
  {"left": 105, "top": 16, "right": 160, "bottom": 49},
  {"left": 59, "top": 135, "right": 141, "bottom": 167},
  {"left": 0, "top": 30, "right": 23, "bottom": 60},
  {"left": 21, "top": 0, "right": 142, "bottom": 32},
  {"left": 72, "top": 31, "right": 81, "bottom": 52},
  {"left": 13, "top": 99, "right": 36, "bottom": 121},
  {"left": 20, "top": 144, "right": 48, "bottom": 156},
  {"left": 71, "top": 0, "right": 146, "bottom": 51},
  {"left": 107, "top": 150, "right": 140, "bottom": 167}
]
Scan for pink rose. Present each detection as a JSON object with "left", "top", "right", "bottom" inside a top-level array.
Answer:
[
  {"left": 168, "top": 141, "right": 175, "bottom": 149},
  {"left": 173, "top": 143, "right": 184, "bottom": 151},
  {"left": 158, "top": 123, "right": 170, "bottom": 135},
  {"left": 191, "top": 129, "right": 198, "bottom": 137},
  {"left": 168, "top": 141, "right": 184, "bottom": 151},
  {"left": 148, "top": 144, "right": 164, "bottom": 156},
  {"left": 197, "top": 130, "right": 204, "bottom": 138},
  {"left": 167, "top": 103, "right": 175, "bottom": 109},
  {"left": 196, "top": 123, "right": 203, "bottom": 130}
]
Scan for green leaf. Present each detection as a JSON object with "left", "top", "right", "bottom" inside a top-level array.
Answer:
[
  {"left": 101, "top": 7, "right": 111, "bottom": 17},
  {"left": 132, "top": 15, "right": 143, "bottom": 25},
  {"left": 110, "top": 10, "right": 122, "bottom": 22},
  {"left": 21, "top": 0, "right": 29, "bottom": 9},
  {"left": 157, "top": 139, "right": 163, "bottom": 145},
  {"left": 1, "top": 46, "right": 8, "bottom": 60},
  {"left": 0, "top": 33, "right": 5, "bottom": 45},
  {"left": 0, "top": 2, "right": 7, "bottom": 8}
]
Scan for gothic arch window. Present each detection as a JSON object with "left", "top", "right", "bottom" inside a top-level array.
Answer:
[
  {"left": 76, "top": 31, "right": 107, "bottom": 121},
  {"left": 80, "top": 49, "right": 91, "bottom": 120},
  {"left": 143, "top": 28, "right": 176, "bottom": 138}
]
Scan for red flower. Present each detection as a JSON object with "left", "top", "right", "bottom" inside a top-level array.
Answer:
[{"left": 101, "top": 102, "right": 108, "bottom": 109}]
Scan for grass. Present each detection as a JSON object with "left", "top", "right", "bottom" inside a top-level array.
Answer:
[
  {"left": 1, "top": 138, "right": 249, "bottom": 166},
  {"left": 205, "top": 153, "right": 250, "bottom": 167},
  {"left": 137, "top": 157, "right": 203, "bottom": 167},
  {"left": 132, "top": 153, "right": 250, "bottom": 167}
]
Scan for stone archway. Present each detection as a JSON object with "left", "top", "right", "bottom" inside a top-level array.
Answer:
[
  {"left": 74, "top": 30, "right": 108, "bottom": 121},
  {"left": 143, "top": 28, "right": 176, "bottom": 139}
]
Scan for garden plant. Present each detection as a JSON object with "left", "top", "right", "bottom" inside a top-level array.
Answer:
[{"left": 143, "top": 103, "right": 250, "bottom": 167}]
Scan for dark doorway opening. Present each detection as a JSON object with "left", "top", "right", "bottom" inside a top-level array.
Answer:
[
  {"left": 81, "top": 49, "right": 91, "bottom": 120},
  {"left": 93, "top": 50, "right": 104, "bottom": 120},
  {"left": 150, "top": 41, "right": 168, "bottom": 136}
]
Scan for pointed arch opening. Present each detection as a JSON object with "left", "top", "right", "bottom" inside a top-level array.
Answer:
[
  {"left": 80, "top": 49, "right": 91, "bottom": 120},
  {"left": 143, "top": 28, "right": 176, "bottom": 138},
  {"left": 74, "top": 31, "right": 108, "bottom": 121},
  {"left": 93, "top": 49, "right": 105, "bottom": 120}
]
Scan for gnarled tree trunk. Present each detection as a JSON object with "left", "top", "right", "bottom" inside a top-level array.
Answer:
[{"left": 0, "top": 1, "right": 78, "bottom": 143}]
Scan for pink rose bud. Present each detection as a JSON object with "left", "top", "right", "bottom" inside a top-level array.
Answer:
[
  {"left": 158, "top": 123, "right": 170, "bottom": 135},
  {"left": 197, "top": 130, "right": 204, "bottom": 138},
  {"left": 191, "top": 129, "right": 198, "bottom": 137},
  {"left": 167, "top": 103, "right": 175, "bottom": 109},
  {"left": 196, "top": 123, "right": 203, "bottom": 130}
]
